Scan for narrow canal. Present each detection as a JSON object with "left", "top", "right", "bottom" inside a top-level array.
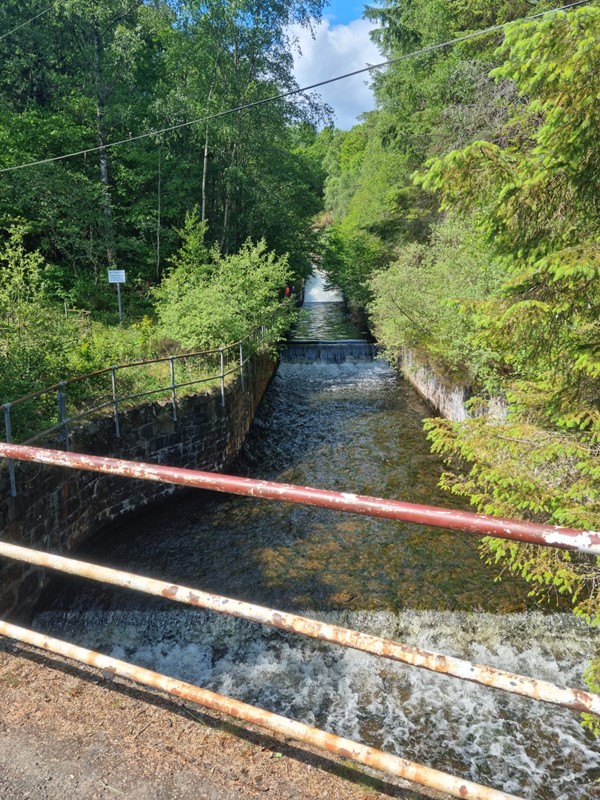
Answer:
[{"left": 33, "top": 273, "right": 600, "bottom": 799}]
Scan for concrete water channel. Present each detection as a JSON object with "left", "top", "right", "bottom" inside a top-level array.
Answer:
[{"left": 28, "top": 272, "right": 600, "bottom": 799}]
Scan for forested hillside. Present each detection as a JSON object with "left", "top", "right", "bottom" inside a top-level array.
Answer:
[
  {"left": 0, "top": 0, "right": 330, "bottom": 401},
  {"left": 320, "top": 0, "right": 600, "bottom": 715}
]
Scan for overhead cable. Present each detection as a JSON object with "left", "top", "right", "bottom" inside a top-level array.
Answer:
[
  {"left": 0, "top": 6, "right": 53, "bottom": 42},
  {"left": 0, "top": 0, "right": 591, "bottom": 175}
]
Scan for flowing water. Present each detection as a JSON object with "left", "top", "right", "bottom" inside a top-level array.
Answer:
[{"left": 32, "top": 272, "right": 600, "bottom": 798}]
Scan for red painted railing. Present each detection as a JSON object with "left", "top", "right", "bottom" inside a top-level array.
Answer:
[{"left": 1, "top": 443, "right": 598, "bottom": 555}]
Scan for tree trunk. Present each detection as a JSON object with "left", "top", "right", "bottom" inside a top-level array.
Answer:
[
  {"left": 93, "top": 23, "right": 116, "bottom": 269},
  {"left": 201, "top": 123, "right": 210, "bottom": 225},
  {"left": 156, "top": 144, "right": 162, "bottom": 278},
  {"left": 201, "top": 76, "right": 217, "bottom": 226},
  {"left": 220, "top": 141, "right": 237, "bottom": 253}
]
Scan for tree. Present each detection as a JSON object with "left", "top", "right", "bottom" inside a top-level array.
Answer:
[
  {"left": 153, "top": 208, "right": 294, "bottom": 350},
  {"left": 0, "top": 1, "right": 328, "bottom": 308},
  {"left": 411, "top": 8, "right": 600, "bottom": 724},
  {"left": 0, "top": 222, "right": 77, "bottom": 408}
]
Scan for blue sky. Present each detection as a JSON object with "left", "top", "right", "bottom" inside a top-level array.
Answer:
[
  {"left": 324, "top": 1, "right": 369, "bottom": 25},
  {"left": 290, "top": 4, "right": 382, "bottom": 129}
]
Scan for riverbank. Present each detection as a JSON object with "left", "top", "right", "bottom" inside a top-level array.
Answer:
[{"left": 0, "top": 638, "right": 445, "bottom": 800}]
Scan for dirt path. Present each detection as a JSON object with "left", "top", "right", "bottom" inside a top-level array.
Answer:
[{"left": 0, "top": 640, "right": 449, "bottom": 800}]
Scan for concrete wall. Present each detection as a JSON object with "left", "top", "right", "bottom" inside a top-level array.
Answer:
[
  {"left": 0, "top": 355, "right": 276, "bottom": 617},
  {"left": 401, "top": 349, "right": 505, "bottom": 421}
]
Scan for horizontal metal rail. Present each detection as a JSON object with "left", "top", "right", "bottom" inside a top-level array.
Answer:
[
  {"left": 1, "top": 540, "right": 597, "bottom": 717},
  {"left": 0, "top": 619, "right": 523, "bottom": 800},
  {"left": 1, "top": 443, "right": 599, "bottom": 555},
  {"left": 0, "top": 297, "right": 296, "bottom": 414},
  {"left": 0, "top": 326, "right": 258, "bottom": 413}
]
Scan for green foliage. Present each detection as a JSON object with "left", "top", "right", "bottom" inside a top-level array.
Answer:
[
  {"left": 320, "top": 224, "right": 384, "bottom": 311},
  {"left": 318, "top": 0, "right": 531, "bottom": 319},
  {"left": 154, "top": 212, "right": 294, "bottom": 350},
  {"left": 0, "top": 223, "right": 78, "bottom": 404},
  {"left": 411, "top": 5, "right": 600, "bottom": 719},
  {"left": 0, "top": 222, "right": 45, "bottom": 313},
  {"left": 0, "top": 0, "right": 328, "bottom": 304},
  {"left": 415, "top": 6, "right": 600, "bottom": 425},
  {"left": 424, "top": 410, "right": 600, "bottom": 621},
  {"left": 368, "top": 215, "right": 504, "bottom": 387}
]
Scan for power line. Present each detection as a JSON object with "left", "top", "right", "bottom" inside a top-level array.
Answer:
[
  {"left": 0, "top": 6, "right": 53, "bottom": 42},
  {"left": 0, "top": 0, "right": 591, "bottom": 175}
]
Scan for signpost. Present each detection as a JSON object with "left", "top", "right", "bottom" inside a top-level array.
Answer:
[{"left": 107, "top": 269, "right": 126, "bottom": 322}]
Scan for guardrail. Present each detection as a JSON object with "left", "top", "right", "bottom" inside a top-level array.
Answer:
[
  {"left": 2, "top": 444, "right": 599, "bottom": 556},
  {"left": 1, "top": 446, "right": 599, "bottom": 799},
  {"left": 0, "top": 303, "right": 294, "bottom": 496}
]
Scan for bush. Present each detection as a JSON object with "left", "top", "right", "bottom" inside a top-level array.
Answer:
[{"left": 153, "top": 210, "right": 295, "bottom": 350}]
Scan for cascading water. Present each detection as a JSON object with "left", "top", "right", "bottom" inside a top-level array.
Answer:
[{"left": 31, "top": 270, "right": 600, "bottom": 798}]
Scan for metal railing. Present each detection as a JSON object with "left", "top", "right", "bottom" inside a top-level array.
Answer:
[
  {"left": 1, "top": 448, "right": 600, "bottom": 798},
  {"left": 0, "top": 618, "right": 522, "bottom": 800},
  {"left": 2, "top": 444, "right": 599, "bottom": 556},
  {"left": 0, "top": 310, "right": 291, "bottom": 496},
  {"left": 1, "top": 539, "right": 598, "bottom": 718}
]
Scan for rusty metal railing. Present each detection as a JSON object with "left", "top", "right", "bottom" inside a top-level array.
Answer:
[
  {"left": 0, "top": 540, "right": 597, "bottom": 718},
  {"left": 1, "top": 445, "right": 599, "bottom": 798},
  {"left": 1, "top": 444, "right": 599, "bottom": 555},
  {"left": 0, "top": 619, "right": 523, "bottom": 800}
]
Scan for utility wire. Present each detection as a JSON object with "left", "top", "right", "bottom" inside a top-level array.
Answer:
[
  {"left": 0, "top": 6, "right": 53, "bottom": 42},
  {"left": 0, "top": 0, "right": 591, "bottom": 175}
]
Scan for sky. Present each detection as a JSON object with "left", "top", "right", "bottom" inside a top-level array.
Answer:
[{"left": 290, "top": 1, "right": 382, "bottom": 130}]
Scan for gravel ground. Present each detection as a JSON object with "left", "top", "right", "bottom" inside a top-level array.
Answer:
[{"left": 0, "top": 639, "right": 449, "bottom": 800}]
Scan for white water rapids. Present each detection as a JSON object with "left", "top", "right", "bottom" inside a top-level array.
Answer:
[{"left": 31, "top": 607, "right": 600, "bottom": 798}]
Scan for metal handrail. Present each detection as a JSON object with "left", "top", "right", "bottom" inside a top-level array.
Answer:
[
  {"left": 0, "top": 322, "right": 257, "bottom": 412},
  {"left": 1, "top": 540, "right": 597, "bottom": 717},
  {"left": 0, "top": 299, "right": 296, "bottom": 491},
  {"left": 0, "top": 619, "right": 522, "bottom": 800},
  {"left": 0, "top": 449, "right": 597, "bottom": 798},
  {"left": 2, "top": 444, "right": 599, "bottom": 555}
]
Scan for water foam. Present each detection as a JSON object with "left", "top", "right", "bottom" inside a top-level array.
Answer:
[{"left": 32, "top": 607, "right": 600, "bottom": 798}]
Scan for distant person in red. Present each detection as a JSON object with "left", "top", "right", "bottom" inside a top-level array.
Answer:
[{"left": 284, "top": 286, "right": 291, "bottom": 297}]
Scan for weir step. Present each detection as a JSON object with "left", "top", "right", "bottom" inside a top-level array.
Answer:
[{"left": 281, "top": 339, "right": 378, "bottom": 364}]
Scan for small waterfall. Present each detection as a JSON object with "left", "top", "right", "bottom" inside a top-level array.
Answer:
[
  {"left": 288, "top": 270, "right": 371, "bottom": 350},
  {"left": 281, "top": 339, "right": 378, "bottom": 363},
  {"left": 303, "top": 270, "right": 343, "bottom": 303}
]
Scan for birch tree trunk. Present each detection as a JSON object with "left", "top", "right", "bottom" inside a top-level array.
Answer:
[{"left": 93, "top": 22, "right": 116, "bottom": 270}]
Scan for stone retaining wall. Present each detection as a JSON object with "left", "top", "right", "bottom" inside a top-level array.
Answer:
[
  {"left": 401, "top": 349, "right": 505, "bottom": 421},
  {"left": 401, "top": 350, "right": 470, "bottom": 421},
  {"left": 0, "top": 355, "right": 276, "bottom": 617}
]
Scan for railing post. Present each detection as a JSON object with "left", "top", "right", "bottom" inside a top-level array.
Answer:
[
  {"left": 239, "top": 341, "right": 245, "bottom": 391},
  {"left": 110, "top": 367, "right": 121, "bottom": 438},
  {"left": 2, "top": 404, "right": 17, "bottom": 497},
  {"left": 57, "top": 382, "right": 69, "bottom": 451},
  {"left": 169, "top": 357, "right": 177, "bottom": 422},
  {"left": 219, "top": 348, "right": 225, "bottom": 408}
]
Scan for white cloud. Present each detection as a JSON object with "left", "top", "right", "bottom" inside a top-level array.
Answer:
[{"left": 289, "top": 18, "right": 381, "bottom": 130}]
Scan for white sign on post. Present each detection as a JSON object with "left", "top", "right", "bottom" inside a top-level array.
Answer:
[
  {"left": 107, "top": 269, "right": 126, "bottom": 284},
  {"left": 107, "top": 269, "right": 126, "bottom": 322}
]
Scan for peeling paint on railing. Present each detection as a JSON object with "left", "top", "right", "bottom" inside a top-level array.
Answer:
[
  {"left": 1, "top": 540, "right": 598, "bottom": 717},
  {"left": 0, "top": 619, "right": 525, "bottom": 800},
  {"left": 1, "top": 443, "right": 599, "bottom": 555}
]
